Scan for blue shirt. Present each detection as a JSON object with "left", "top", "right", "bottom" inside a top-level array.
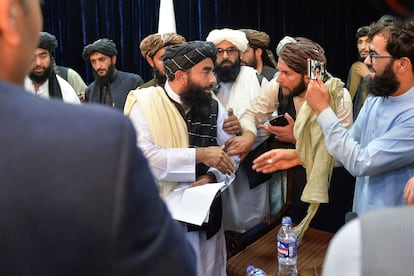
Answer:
[{"left": 317, "top": 86, "right": 414, "bottom": 214}]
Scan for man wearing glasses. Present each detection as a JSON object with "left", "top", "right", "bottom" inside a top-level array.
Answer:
[
  {"left": 306, "top": 14, "right": 414, "bottom": 217},
  {"left": 206, "top": 28, "right": 271, "bottom": 245}
]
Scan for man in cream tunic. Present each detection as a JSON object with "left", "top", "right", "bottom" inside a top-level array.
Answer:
[{"left": 125, "top": 41, "right": 239, "bottom": 276}]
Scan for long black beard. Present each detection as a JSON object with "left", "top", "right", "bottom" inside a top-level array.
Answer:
[
  {"left": 180, "top": 82, "right": 212, "bottom": 117},
  {"left": 153, "top": 67, "right": 167, "bottom": 86},
  {"left": 369, "top": 61, "right": 399, "bottom": 97},
  {"left": 94, "top": 63, "right": 116, "bottom": 86},
  {"left": 215, "top": 59, "right": 241, "bottom": 83},
  {"left": 29, "top": 64, "right": 53, "bottom": 84}
]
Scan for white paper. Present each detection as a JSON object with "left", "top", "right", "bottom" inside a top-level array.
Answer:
[{"left": 165, "top": 182, "right": 225, "bottom": 226}]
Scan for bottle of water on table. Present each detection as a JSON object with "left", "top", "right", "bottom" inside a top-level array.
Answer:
[
  {"left": 246, "top": 264, "right": 266, "bottom": 276},
  {"left": 277, "top": 216, "right": 298, "bottom": 276}
]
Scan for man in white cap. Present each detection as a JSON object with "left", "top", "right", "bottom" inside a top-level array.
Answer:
[{"left": 206, "top": 28, "right": 272, "bottom": 252}]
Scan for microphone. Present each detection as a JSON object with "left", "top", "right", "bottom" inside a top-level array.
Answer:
[{"left": 345, "top": 211, "right": 358, "bottom": 223}]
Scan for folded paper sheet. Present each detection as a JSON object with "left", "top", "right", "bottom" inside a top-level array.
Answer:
[{"left": 165, "top": 182, "right": 225, "bottom": 226}]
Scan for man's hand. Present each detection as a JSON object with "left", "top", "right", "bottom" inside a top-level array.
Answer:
[
  {"left": 404, "top": 176, "right": 414, "bottom": 204},
  {"left": 355, "top": 62, "right": 370, "bottom": 78},
  {"left": 191, "top": 173, "right": 216, "bottom": 187},
  {"left": 196, "top": 146, "right": 235, "bottom": 175},
  {"left": 306, "top": 78, "right": 330, "bottom": 115},
  {"left": 259, "top": 113, "right": 296, "bottom": 144},
  {"left": 252, "top": 148, "right": 302, "bottom": 173},
  {"left": 225, "top": 131, "right": 255, "bottom": 160},
  {"left": 223, "top": 108, "right": 242, "bottom": 135}
]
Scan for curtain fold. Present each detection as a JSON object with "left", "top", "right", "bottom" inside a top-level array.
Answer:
[{"left": 41, "top": 0, "right": 395, "bottom": 85}]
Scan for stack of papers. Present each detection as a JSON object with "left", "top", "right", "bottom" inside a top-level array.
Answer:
[{"left": 165, "top": 182, "right": 225, "bottom": 226}]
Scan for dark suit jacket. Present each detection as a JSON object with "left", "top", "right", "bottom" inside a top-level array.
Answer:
[{"left": 0, "top": 81, "right": 195, "bottom": 275}]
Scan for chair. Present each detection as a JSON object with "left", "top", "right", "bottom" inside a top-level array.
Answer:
[{"left": 225, "top": 169, "right": 293, "bottom": 258}]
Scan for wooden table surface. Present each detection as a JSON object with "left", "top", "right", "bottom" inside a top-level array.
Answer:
[{"left": 227, "top": 226, "right": 334, "bottom": 276}]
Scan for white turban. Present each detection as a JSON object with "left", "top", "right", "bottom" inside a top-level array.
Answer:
[
  {"left": 276, "top": 36, "right": 297, "bottom": 56},
  {"left": 206, "top": 28, "right": 248, "bottom": 52}
]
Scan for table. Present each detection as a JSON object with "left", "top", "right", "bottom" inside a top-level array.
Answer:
[{"left": 226, "top": 226, "right": 334, "bottom": 276}]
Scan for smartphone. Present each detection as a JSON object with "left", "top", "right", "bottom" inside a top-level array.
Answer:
[
  {"left": 307, "top": 59, "right": 325, "bottom": 80},
  {"left": 269, "top": 115, "right": 288, "bottom": 126}
]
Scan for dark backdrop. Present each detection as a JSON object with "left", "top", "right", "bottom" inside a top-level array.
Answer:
[{"left": 41, "top": 0, "right": 410, "bottom": 84}]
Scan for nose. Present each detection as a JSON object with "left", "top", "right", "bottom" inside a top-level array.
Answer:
[
  {"left": 209, "top": 72, "right": 217, "bottom": 85},
  {"left": 33, "top": 56, "right": 42, "bottom": 65},
  {"left": 363, "top": 55, "right": 371, "bottom": 66}
]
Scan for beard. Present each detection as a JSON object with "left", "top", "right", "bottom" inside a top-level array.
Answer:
[
  {"left": 180, "top": 78, "right": 213, "bottom": 116},
  {"left": 215, "top": 58, "right": 241, "bottom": 83},
  {"left": 94, "top": 63, "right": 116, "bottom": 86},
  {"left": 369, "top": 61, "right": 399, "bottom": 97},
  {"left": 282, "top": 75, "right": 307, "bottom": 97},
  {"left": 242, "top": 56, "right": 258, "bottom": 69},
  {"left": 153, "top": 67, "right": 167, "bottom": 86},
  {"left": 29, "top": 64, "right": 53, "bottom": 84}
]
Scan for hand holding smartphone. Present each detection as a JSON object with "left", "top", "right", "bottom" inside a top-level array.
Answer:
[{"left": 269, "top": 114, "right": 288, "bottom": 126}]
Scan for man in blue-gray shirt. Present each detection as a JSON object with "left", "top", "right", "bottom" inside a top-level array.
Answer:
[{"left": 306, "top": 15, "right": 414, "bottom": 215}]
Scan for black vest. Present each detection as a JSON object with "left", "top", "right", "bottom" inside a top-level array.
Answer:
[{"left": 170, "top": 95, "right": 222, "bottom": 239}]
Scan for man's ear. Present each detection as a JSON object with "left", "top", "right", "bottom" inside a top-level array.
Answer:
[
  {"left": 0, "top": 0, "right": 21, "bottom": 46},
  {"left": 111, "top": 55, "right": 117, "bottom": 65},
  {"left": 255, "top": 48, "right": 263, "bottom": 59}
]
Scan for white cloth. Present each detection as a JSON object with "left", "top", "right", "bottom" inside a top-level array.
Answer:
[
  {"left": 216, "top": 66, "right": 271, "bottom": 233},
  {"left": 182, "top": 224, "right": 227, "bottom": 276},
  {"left": 24, "top": 76, "right": 81, "bottom": 104},
  {"left": 322, "top": 219, "right": 361, "bottom": 276},
  {"left": 206, "top": 28, "right": 248, "bottom": 52}
]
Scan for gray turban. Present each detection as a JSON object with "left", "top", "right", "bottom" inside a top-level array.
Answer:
[
  {"left": 82, "top": 38, "right": 118, "bottom": 61},
  {"left": 39, "top": 32, "right": 58, "bottom": 51},
  {"left": 162, "top": 41, "right": 217, "bottom": 79}
]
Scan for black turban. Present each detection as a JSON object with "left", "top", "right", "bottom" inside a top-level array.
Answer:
[
  {"left": 162, "top": 41, "right": 217, "bottom": 79},
  {"left": 39, "top": 32, "right": 58, "bottom": 51},
  {"left": 82, "top": 38, "right": 118, "bottom": 61}
]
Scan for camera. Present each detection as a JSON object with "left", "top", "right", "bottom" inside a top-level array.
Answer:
[
  {"left": 269, "top": 115, "right": 288, "bottom": 126},
  {"left": 307, "top": 59, "right": 325, "bottom": 80}
]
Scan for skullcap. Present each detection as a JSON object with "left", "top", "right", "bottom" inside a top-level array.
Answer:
[
  {"left": 239, "top": 29, "right": 270, "bottom": 49},
  {"left": 140, "top": 32, "right": 186, "bottom": 58},
  {"left": 39, "top": 32, "right": 58, "bottom": 51},
  {"left": 162, "top": 41, "right": 217, "bottom": 79},
  {"left": 82, "top": 38, "right": 118, "bottom": 61},
  {"left": 206, "top": 28, "right": 248, "bottom": 52},
  {"left": 276, "top": 36, "right": 297, "bottom": 56}
]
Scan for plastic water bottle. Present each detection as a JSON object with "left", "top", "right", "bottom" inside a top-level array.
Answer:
[
  {"left": 277, "top": 216, "right": 298, "bottom": 276},
  {"left": 246, "top": 265, "right": 266, "bottom": 276}
]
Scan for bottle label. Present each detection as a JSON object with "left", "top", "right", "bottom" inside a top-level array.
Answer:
[{"left": 277, "top": 241, "right": 297, "bottom": 258}]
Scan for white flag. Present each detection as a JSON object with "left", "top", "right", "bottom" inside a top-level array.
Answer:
[{"left": 158, "top": 0, "right": 176, "bottom": 34}]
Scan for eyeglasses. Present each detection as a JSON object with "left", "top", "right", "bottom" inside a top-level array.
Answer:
[
  {"left": 216, "top": 47, "right": 239, "bottom": 56},
  {"left": 369, "top": 53, "right": 393, "bottom": 63}
]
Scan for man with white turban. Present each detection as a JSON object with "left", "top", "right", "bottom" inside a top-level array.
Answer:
[{"left": 206, "top": 28, "right": 273, "bottom": 251}]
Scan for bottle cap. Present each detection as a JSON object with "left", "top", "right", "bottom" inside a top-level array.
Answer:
[
  {"left": 246, "top": 265, "right": 255, "bottom": 273},
  {"left": 281, "top": 216, "right": 292, "bottom": 225}
]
